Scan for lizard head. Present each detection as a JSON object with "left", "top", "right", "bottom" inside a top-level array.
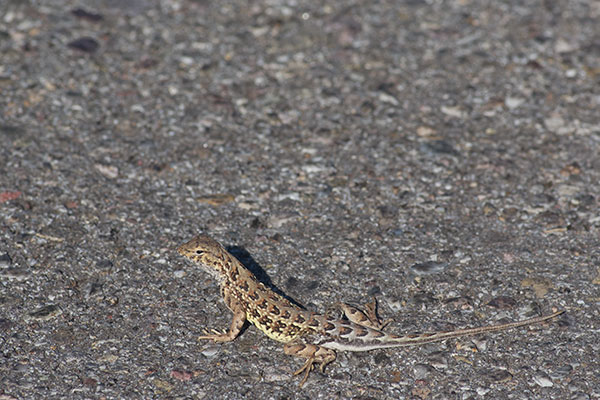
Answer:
[{"left": 177, "top": 234, "right": 230, "bottom": 279}]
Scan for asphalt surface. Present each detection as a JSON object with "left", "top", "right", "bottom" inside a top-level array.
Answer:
[{"left": 1, "top": 0, "right": 599, "bottom": 399}]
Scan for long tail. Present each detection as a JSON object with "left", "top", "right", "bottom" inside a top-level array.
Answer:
[{"left": 388, "top": 310, "right": 564, "bottom": 346}]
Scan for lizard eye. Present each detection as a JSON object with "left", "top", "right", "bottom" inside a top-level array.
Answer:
[{"left": 195, "top": 250, "right": 204, "bottom": 255}]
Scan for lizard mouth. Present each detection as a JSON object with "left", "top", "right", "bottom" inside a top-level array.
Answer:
[{"left": 176, "top": 243, "right": 188, "bottom": 256}]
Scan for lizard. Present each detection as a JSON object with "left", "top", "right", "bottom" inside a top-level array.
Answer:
[{"left": 177, "top": 234, "right": 564, "bottom": 386}]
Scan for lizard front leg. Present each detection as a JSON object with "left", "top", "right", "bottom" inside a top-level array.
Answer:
[
  {"left": 198, "top": 305, "right": 246, "bottom": 343},
  {"left": 339, "top": 297, "right": 393, "bottom": 330},
  {"left": 283, "top": 341, "right": 337, "bottom": 387}
]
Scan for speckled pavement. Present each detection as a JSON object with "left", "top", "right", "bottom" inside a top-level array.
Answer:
[{"left": 1, "top": 1, "right": 599, "bottom": 399}]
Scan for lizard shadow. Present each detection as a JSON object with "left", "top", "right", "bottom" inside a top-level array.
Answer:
[{"left": 226, "top": 245, "right": 306, "bottom": 310}]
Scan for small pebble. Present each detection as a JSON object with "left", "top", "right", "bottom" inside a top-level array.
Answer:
[
  {"left": 95, "top": 164, "right": 119, "bottom": 179},
  {"left": 570, "top": 393, "right": 590, "bottom": 400},
  {"left": 410, "top": 261, "right": 448, "bottom": 275},
  {"left": 71, "top": 8, "right": 103, "bottom": 22},
  {"left": 420, "top": 140, "right": 459, "bottom": 156},
  {"left": 25, "top": 304, "right": 62, "bottom": 321},
  {"left": 200, "top": 346, "right": 220, "bottom": 358},
  {"left": 262, "top": 372, "right": 289, "bottom": 382},
  {"left": 544, "top": 115, "right": 566, "bottom": 132},
  {"left": 85, "top": 281, "right": 103, "bottom": 298},
  {"left": 1, "top": 267, "right": 30, "bottom": 281},
  {"left": 96, "top": 259, "right": 113, "bottom": 269},
  {"left": 67, "top": 37, "right": 100, "bottom": 53},
  {"left": 533, "top": 371, "right": 554, "bottom": 387},
  {"left": 413, "top": 363, "right": 434, "bottom": 379},
  {"left": 565, "top": 69, "right": 577, "bottom": 78},
  {"left": 476, "top": 387, "right": 490, "bottom": 395},
  {"left": 471, "top": 337, "right": 488, "bottom": 352},
  {"left": 440, "top": 105, "right": 465, "bottom": 118},
  {"left": 550, "top": 364, "right": 573, "bottom": 380},
  {"left": 505, "top": 97, "right": 525, "bottom": 109},
  {"left": 488, "top": 369, "right": 512, "bottom": 382},
  {"left": 487, "top": 296, "right": 517, "bottom": 309},
  {"left": 173, "top": 270, "right": 186, "bottom": 278},
  {"left": 170, "top": 370, "right": 193, "bottom": 381},
  {"left": 0, "top": 253, "right": 12, "bottom": 268},
  {"left": 427, "top": 353, "right": 448, "bottom": 370}
]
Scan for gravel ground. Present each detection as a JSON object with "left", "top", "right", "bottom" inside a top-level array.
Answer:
[{"left": 1, "top": 0, "right": 599, "bottom": 399}]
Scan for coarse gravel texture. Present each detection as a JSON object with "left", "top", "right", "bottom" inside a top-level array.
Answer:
[{"left": 1, "top": 0, "right": 599, "bottom": 399}]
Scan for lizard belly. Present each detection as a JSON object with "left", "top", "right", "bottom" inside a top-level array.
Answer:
[{"left": 246, "top": 312, "right": 301, "bottom": 342}]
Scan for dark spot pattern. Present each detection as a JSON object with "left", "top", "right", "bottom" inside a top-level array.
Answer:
[
  {"left": 355, "top": 327, "right": 368, "bottom": 337},
  {"left": 295, "top": 314, "right": 306, "bottom": 324},
  {"left": 257, "top": 299, "right": 268, "bottom": 310},
  {"left": 339, "top": 326, "right": 352, "bottom": 336},
  {"left": 370, "top": 330, "right": 385, "bottom": 338},
  {"left": 238, "top": 280, "right": 249, "bottom": 292},
  {"left": 323, "top": 322, "right": 335, "bottom": 331},
  {"left": 270, "top": 305, "right": 280, "bottom": 315},
  {"left": 269, "top": 294, "right": 280, "bottom": 302},
  {"left": 229, "top": 266, "right": 239, "bottom": 282}
]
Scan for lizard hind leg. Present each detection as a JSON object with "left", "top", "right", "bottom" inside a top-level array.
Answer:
[
  {"left": 284, "top": 342, "right": 337, "bottom": 387},
  {"left": 340, "top": 297, "right": 393, "bottom": 331}
]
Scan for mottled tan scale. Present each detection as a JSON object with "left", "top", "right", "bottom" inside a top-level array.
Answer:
[{"left": 178, "top": 234, "right": 564, "bottom": 387}]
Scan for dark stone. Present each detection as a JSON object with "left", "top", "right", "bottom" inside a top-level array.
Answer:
[
  {"left": 71, "top": 8, "right": 104, "bottom": 22},
  {"left": 67, "top": 37, "right": 99, "bottom": 53}
]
